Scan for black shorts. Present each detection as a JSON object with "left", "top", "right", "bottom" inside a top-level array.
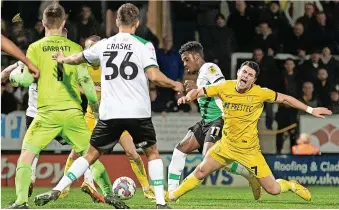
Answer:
[
  {"left": 90, "top": 118, "right": 157, "bottom": 153},
  {"left": 188, "top": 117, "right": 224, "bottom": 153},
  {"left": 26, "top": 115, "right": 67, "bottom": 145}
]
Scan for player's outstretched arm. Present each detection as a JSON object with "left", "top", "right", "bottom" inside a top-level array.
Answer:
[
  {"left": 276, "top": 92, "right": 332, "bottom": 118},
  {"left": 1, "top": 35, "right": 40, "bottom": 78},
  {"left": 53, "top": 51, "right": 86, "bottom": 65},
  {"left": 1, "top": 62, "right": 20, "bottom": 83},
  {"left": 177, "top": 88, "right": 206, "bottom": 105},
  {"left": 146, "top": 67, "right": 183, "bottom": 92}
]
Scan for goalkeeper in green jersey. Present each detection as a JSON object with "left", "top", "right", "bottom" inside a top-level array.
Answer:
[{"left": 8, "top": 4, "right": 128, "bottom": 209}]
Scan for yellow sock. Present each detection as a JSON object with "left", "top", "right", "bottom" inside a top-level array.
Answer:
[
  {"left": 130, "top": 157, "right": 150, "bottom": 190},
  {"left": 172, "top": 174, "right": 203, "bottom": 199},
  {"left": 64, "top": 157, "right": 74, "bottom": 175},
  {"left": 276, "top": 179, "right": 292, "bottom": 193}
]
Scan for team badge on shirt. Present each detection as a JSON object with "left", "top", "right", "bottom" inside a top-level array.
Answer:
[
  {"left": 208, "top": 66, "right": 217, "bottom": 74},
  {"left": 247, "top": 96, "right": 253, "bottom": 102}
]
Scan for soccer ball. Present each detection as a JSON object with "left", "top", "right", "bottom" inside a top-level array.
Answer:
[
  {"left": 9, "top": 62, "right": 33, "bottom": 87},
  {"left": 112, "top": 176, "right": 136, "bottom": 200},
  {"left": 9, "top": 62, "right": 24, "bottom": 87}
]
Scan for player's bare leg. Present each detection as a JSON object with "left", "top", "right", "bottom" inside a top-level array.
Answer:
[
  {"left": 168, "top": 131, "right": 200, "bottom": 192},
  {"left": 8, "top": 150, "right": 36, "bottom": 209},
  {"left": 258, "top": 175, "right": 311, "bottom": 201},
  {"left": 34, "top": 146, "right": 128, "bottom": 208},
  {"left": 142, "top": 144, "right": 169, "bottom": 208},
  {"left": 167, "top": 153, "right": 224, "bottom": 201},
  {"left": 119, "top": 134, "right": 154, "bottom": 199}
]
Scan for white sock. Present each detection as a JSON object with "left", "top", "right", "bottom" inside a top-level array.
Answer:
[
  {"left": 53, "top": 157, "right": 89, "bottom": 192},
  {"left": 31, "top": 156, "right": 39, "bottom": 183},
  {"left": 224, "top": 162, "right": 251, "bottom": 180},
  {"left": 168, "top": 148, "right": 187, "bottom": 192},
  {"left": 84, "top": 168, "right": 97, "bottom": 192},
  {"left": 149, "top": 159, "right": 166, "bottom": 205}
]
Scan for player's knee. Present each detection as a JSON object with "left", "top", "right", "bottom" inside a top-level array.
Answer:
[
  {"left": 194, "top": 165, "right": 209, "bottom": 180},
  {"left": 69, "top": 150, "right": 80, "bottom": 160},
  {"left": 84, "top": 146, "right": 101, "bottom": 165},
  {"left": 125, "top": 149, "right": 140, "bottom": 160},
  {"left": 143, "top": 144, "right": 160, "bottom": 160}
]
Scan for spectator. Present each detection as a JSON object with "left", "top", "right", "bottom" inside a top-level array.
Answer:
[
  {"left": 253, "top": 21, "right": 280, "bottom": 55},
  {"left": 320, "top": 47, "right": 339, "bottom": 82},
  {"left": 298, "top": 49, "right": 325, "bottom": 84},
  {"left": 292, "top": 133, "right": 320, "bottom": 155},
  {"left": 227, "top": 0, "right": 256, "bottom": 52},
  {"left": 321, "top": 0, "right": 339, "bottom": 29},
  {"left": 9, "top": 14, "right": 32, "bottom": 51},
  {"left": 275, "top": 58, "right": 298, "bottom": 154},
  {"left": 171, "top": 1, "right": 198, "bottom": 50},
  {"left": 64, "top": 9, "right": 78, "bottom": 42},
  {"left": 328, "top": 89, "right": 339, "bottom": 114},
  {"left": 295, "top": 3, "right": 317, "bottom": 32},
  {"left": 299, "top": 82, "right": 321, "bottom": 114},
  {"left": 252, "top": 48, "right": 279, "bottom": 129},
  {"left": 156, "top": 36, "right": 184, "bottom": 112},
  {"left": 315, "top": 68, "right": 332, "bottom": 107},
  {"left": 31, "top": 19, "right": 44, "bottom": 42},
  {"left": 202, "top": 13, "right": 236, "bottom": 78},
  {"left": 309, "top": 12, "right": 336, "bottom": 51},
  {"left": 284, "top": 23, "right": 309, "bottom": 55},
  {"left": 77, "top": 5, "right": 99, "bottom": 47},
  {"left": 259, "top": 1, "right": 290, "bottom": 43},
  {"left": 1, "top": 82, "right": 17, "bottom": 114}
]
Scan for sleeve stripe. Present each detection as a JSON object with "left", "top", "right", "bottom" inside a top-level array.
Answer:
[
  {"left": 82, "top": 52, "right": 93, "bottom": 65},
  {"left": 274, "top": 91, "right": 277, "bottom": 101},
  {"left": 203, "top": 87, "right": 207, "bottom": 95},
  {"left": 144, "top": 65, "right": 159, "bottom": 71},
  {"left": 213, "top": 77, "right": 225, "bottom": 84}
]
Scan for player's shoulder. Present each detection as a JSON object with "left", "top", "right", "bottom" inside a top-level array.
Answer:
[
  {"left": 199, "top": 62, "right": 222, "bottom": 76},
  {"left": 129, "top": 34, "right": 150, "bottom": 45},
  {"left": 251, "top": 84, "right": 273, "bottom": 96},
  {"left": 224, "top": 80, "right": 236, "bottom": 87}
]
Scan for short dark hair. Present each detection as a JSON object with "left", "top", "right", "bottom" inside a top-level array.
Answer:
[
  {"left": 240, "top": 61, "right": 260, "bottom": 77},
  {"left": 86, "top": 35, "right": 101, "bottom": 43},
  {"left": 179, "top": 41, "right": 204, "bottom": 57},
  {"left": 285, "top": 58, "right": 295, "bottom": 63},
  {"left": 117, "top": 3, "right": 139, "bottom": 27},
  {"left": 43, "top": 4, "right": 65, "bottom": 29}
]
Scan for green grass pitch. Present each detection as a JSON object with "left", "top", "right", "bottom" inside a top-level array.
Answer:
[{"left": 2, "top": 186, "right": 339, "bottom": 209}]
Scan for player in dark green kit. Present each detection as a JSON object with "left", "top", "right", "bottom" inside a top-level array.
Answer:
[{"left": 8, "top": 4, "right": 128, "bottom": 209}]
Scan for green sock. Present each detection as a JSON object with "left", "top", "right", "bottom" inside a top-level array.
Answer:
[
  {"left": 90, "top": 160, "right": 113, "bottom": 196},
  {"left": 15, "top": 163, "right": 32, "bottom": 204}
]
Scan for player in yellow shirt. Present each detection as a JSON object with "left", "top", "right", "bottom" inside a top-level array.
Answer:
[
  {"left": 167, "top": 61, "right": 332, "bottom": 203},
  {"left": 74, "top": 35, "right": 155, "bottom": 200}
]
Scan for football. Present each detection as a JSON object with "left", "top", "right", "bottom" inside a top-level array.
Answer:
[
  {"left": 112, "top": 176, "right": 136, "bottom": 200},
  {"left": 9, "top": 62, "right": 24, "bottom": 87},
  {"left": 9, "top": 61, "right": 33, "bottom": 88}
]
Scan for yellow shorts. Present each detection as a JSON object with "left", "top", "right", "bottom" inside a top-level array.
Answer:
[
  {"left": 84, "top": 113, "right": 129, "bottom": 137},
  {"left": 209, "top": 141, "right": 272, "bottom": 178}
]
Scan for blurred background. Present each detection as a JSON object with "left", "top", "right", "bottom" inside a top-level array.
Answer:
[{"left": 1, "top": 0, "right": 339, "bottom": 188}]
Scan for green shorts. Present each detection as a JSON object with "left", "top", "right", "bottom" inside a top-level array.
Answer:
[{"left": 23, "top": 109, "right": 91, "bottom": 154}]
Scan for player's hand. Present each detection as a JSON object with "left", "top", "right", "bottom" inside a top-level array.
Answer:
[
  {"left": 177, "top": 96, "right": 192, "bottom": 105},
  {"left": 184, "top": 80, "right": 197, "bottom": 92},
  {"left": 311, "top": 107, "right": 332, "bottom": 118},
  {"left": 173, "top": 81, "right": 184, "bottom": 92},
  {"left": 52, "top": 51, "right": 65, "bottom": 63},
  {"left": 26, "top": 62, "right": 40, "bottom": 79}
]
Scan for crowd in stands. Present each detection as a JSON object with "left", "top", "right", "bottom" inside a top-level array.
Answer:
[{"left": 2, "top": 1, "right": 339, "bottom": 122}]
